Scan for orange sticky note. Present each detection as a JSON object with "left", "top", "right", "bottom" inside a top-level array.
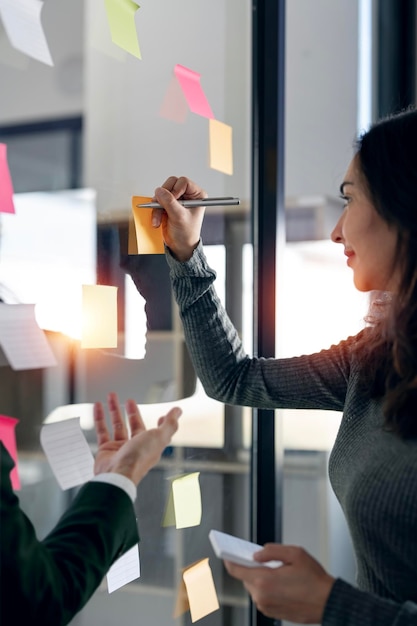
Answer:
[
  {"left": 81, "top": 284, "right": 118, "bottom": 348},
  {"left": 131, "top": 196, "right": 164, "bottom": 254},
  {"left": 174, "top": 64, "right": 214, "bottom": 119},
  {"left": 128, "top": 216, "right": 138, "bottom": 254},
  {"left": 182, "top": 558, "right": 219, "bottom": 622},
  {"left": 0, "top": 144, "right": 15, "bottom": 214},
  {"left": 0, "top": 415, "right": 20, "bottom": 490},
  {"left": 209, "top": 119, "right": 233, "bottom": 175}
]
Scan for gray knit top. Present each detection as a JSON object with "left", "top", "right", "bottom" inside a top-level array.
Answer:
[{"left": 165, "top": 242, "right": 417, "bottom": 625}]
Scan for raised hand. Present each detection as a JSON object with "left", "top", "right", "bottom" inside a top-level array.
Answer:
[
  {"left": 151, "top": 176, "right": 207, "bottom": 261},
  {"left": 93, "top": 392, "right": 181, "bottom": 485}
]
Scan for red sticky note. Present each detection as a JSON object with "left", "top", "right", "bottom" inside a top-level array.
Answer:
[
  {"left": 0, "top": 144, "right": 15, "bottom": 214},
  {"left": 174, "top": 64, "right": 214, "bottom": 119},
  {"left": 0, "top": 415, "right": 20, "bottom": 490}
]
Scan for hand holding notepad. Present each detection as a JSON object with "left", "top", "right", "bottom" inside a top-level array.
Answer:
[{"left": 209, "top": 529, "right": 283, "bottom": 569}]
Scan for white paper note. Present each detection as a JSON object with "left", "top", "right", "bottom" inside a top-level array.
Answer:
[
  {"left": 0, "top": 303, "right": 57, "bottom": 370},
  {"left": 107, "top": 544, "right": 140, "bottom": 593},
  {"left": 40, "top": 417, "right": 94, "bottom": 490},
  {"left": 0, "top": 0, "right": 53, "bottom": 65}
]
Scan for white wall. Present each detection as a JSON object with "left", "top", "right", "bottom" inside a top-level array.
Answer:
[
  {"left": 83, "top": 0, "right": 251, "bottom": 217},
  {"left": 0, "top": 1, "right": 360, "bottom": 205},
  {"left": 285, "top": 0, "right": 360, "bottom": 198}
]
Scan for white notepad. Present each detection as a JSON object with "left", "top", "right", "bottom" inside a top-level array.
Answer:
[{"left": 209, "top": 529, "right": 283, "bottom": 569}]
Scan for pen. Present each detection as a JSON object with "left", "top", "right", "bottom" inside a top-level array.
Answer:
[{"left": 136, "top": 197, "right": 240, "bottom": 209}]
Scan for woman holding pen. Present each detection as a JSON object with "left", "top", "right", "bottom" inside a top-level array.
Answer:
[{"left": 143, "top": 107, "right": 417, "bottom": 625}]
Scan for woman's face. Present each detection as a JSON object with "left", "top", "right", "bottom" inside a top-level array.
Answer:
[{"left": 331, "top": 157, "right": 400, "bottom": 292}]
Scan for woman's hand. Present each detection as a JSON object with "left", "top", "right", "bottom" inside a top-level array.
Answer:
[
  {"left": 93, "top": 392, "right": 181, "bottom": 485},
  {"left": 152, "top": 176, "right": 207, "bottom": 261},
  {"left": 224, "top": 544, "right": 335, "bottom": 624}
]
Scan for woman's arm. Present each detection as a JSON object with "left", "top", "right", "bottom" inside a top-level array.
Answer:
[{"left": 165, "top": 241, "right": 353, "bottom": 411}]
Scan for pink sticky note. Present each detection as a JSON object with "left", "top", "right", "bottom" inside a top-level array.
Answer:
[
  {"left": 0, "top": 144, "right": 15, "bottom": 214},
  {"left": 174, "top": 64, "right": 214, "bottom": 119},
  {"left": 0, "top": 415, "right": 20, "bottom": 490},
  {"left": 159, "top": 75, "right": 188, "bottom": 124}
]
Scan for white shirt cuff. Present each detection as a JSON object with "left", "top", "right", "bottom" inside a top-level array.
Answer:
[{"left": 90, "top": 473, "right": 137, "bottom": 503}]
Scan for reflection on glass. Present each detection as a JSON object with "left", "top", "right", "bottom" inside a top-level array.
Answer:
[{"left": 0, "top": 189, "right": 96, "bottom": 338}]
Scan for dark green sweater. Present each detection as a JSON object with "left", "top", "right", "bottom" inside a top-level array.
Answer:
[{"left": 166, "top": 242, "right": 417, "bottom": 625}]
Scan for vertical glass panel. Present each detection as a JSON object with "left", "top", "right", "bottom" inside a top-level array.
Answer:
[
  {"left": 281, "top": 5, "right": 373, "bottom": 625},
  {"left": 1, "top": 3, "right": 253, "bottom": 626}
]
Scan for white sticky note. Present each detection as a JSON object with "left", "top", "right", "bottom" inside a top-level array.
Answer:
[
  {"left": 107, "top": 544, "right": 140, "bottom": 593},
  {"left": 0, "top": 0, "right": 53, "bottom": 65},
  {"left": 40, "top": 417, "right": 94, "bottom": 490},
  {"left": 0, "top": 303, "right": 57, "bottom": 370}
]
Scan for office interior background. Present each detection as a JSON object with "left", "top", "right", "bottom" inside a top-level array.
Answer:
[{"left": 0, "top": 1, "right": 416, "bottom": 625}]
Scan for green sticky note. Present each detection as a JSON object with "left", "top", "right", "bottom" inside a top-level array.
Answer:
[{"left": 104, "top": 0, "right": 141, "bottom": 59}]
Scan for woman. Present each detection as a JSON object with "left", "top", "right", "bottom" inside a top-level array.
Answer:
[{"left": 145, "top": 107, "right": 417, "bottom": 625}]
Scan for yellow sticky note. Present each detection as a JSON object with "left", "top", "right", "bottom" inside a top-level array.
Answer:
[
  {"left": 104, "top": 0, "right": 141, "bottom": 59},
  {"left": 162, "top": 472, "right": 202, "bottom": 529},
  {"left": 81, "top": 285, "right": 118, "bottom": 348},
  {"left": 183, "top": 558, "right": 219, "bottom": 623},
  {"left": 209, "top": 118, "right": 233, "bottom": 175},
  {"left": 131, "top": 196, "right": 165, "bottom": 254}
]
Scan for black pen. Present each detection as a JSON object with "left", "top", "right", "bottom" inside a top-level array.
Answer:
[{"left": 136, "top": 196, "right": 240, "bottom": 209}]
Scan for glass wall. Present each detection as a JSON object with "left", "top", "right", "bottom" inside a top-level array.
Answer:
[
  {"left": 1, "top": 1, "right": 397, "bottom": 625},
  {"left": 1, "top": 2, "right": 253, "bottom": 625}
]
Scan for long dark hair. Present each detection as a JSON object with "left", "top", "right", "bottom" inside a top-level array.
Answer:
[{"left": 356, "top": 107, "right": 417, "bottom": 438}]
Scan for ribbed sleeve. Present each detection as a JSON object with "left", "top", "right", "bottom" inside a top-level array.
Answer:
[{"left": 323, "top": 579, "right": 417, "bottom": 626}]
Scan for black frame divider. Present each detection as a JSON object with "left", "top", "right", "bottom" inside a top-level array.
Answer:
[
  {"left": 250, "top": 1, "right": 286, "bottom": 625},
  {"left": 376, "top": 0, "right": 416, "bottom": 118}
]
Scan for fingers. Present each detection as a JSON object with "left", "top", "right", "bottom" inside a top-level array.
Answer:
[
  {"left": 254, "top": 544, "right": 304, "bottom": 564},
  {"left": 157, "top": 406, "right": 182, "bottom": 444},
  {"left": 125, "top": 401, "right": 181, "bottom": 441},
  {"left": 107, "top": 392, "right": 129, "bottom": 441},
  {"left": 125, "top": 398, "right": 146, "bottom": 437},
  {"left": 95, "top": 395, "right": 181, "bottom": 446},
  {"left": 160, "top": 176, "right": 207, "bottom": 200},
  {"left": 93, "top": 401, "right": 110, "bottom": 446},
  {"left": 154, "top": 177, "right": 207, "bottom": 214},
  {"left": 160, "top": 175, "right": 180, "bottom": 193}
]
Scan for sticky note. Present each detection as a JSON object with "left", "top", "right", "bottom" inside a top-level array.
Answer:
[
  {"left": 159, "top": 75, "right": 188, "bottom": 124},
  {"left": 128, "top": 217, "right": 138, "bottom": 254},
  {"left": 107, "top": 544, "right": 140, "bottom": 593},
  {"left": 131, "top": 196, "right": 165, "bottom": 254},
  {"left": 0, "top": 415, "right": 20, "bottom": 490},
  {"left": 162, "top": 472, "right": 202, "bottom": 529},
  {"left": 0, "top": 303, "right": 57, "bottom": 370},
  {"left": 81, "top": 284, "right": 118, "bottom": 349},
  {"left": 40, "top": 417, "right": 94, "bottom": 490},
  {"left": 209, "top": 119, "right": 233, "bottom": 175},
  {"left": 0, "top": 144, "right": 15, "bottom": 214},
  {"left": 0, "top": 0, "right": 53, "bottom": 65},
  {"left": 174, "top": 558, "right": 219, "bottom": 622},
  {"left": 174, "top": 65, "right": 214, "bottom": 119},
  {"left": 104, "top": 0, "right": 141, "bottom": 59}
]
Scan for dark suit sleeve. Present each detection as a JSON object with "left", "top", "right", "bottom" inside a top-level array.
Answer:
[{"left": 0, "top": 443, "right": 139, "bottom": 625}]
